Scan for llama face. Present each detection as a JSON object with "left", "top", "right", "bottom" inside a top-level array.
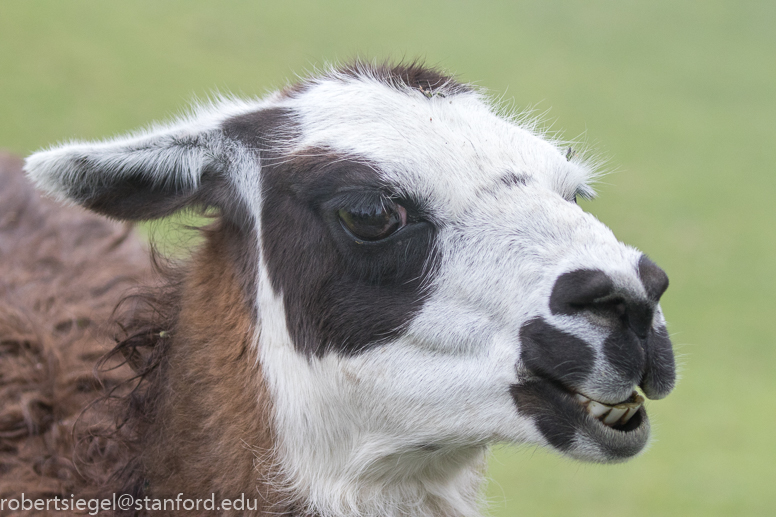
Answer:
[
  {"left": 243, "top": 70, "right": 674, "bottom": 476},
  {"left": 25, "top": 64, "right": 675, "bottom": 504}
]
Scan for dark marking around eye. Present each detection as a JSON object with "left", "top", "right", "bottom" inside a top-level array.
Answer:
[
  {"left": 221, "top": 116, "right": 441, "bottom": 357},
  {"left": 261, "top": 153, "right": 437, "bottom": 357}
]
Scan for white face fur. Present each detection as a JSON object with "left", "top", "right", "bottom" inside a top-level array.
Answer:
[{"left": 25, "top": 64, "right": 675, "bottom": 516}]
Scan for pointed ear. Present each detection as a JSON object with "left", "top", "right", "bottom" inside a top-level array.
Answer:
[{"left": 24, "top": 105, "right": 249, "bottom": 221}]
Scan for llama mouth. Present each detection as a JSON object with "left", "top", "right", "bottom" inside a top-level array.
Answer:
[
  {"left": 511, "top": 377, "right": 651, "bottom": 461},
  {"left": 573, "top": 391, "right": 644, "bottom": 428}
]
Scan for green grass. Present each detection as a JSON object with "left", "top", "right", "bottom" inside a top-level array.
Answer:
[{"left": 2, "top": 1, "right": 774, "bottom": 515}]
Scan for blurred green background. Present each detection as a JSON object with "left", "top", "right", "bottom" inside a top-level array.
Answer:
[{"left": 2, "top": 1, "right": 774, "bottom": 515}]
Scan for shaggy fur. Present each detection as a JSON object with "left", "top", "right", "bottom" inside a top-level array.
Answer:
[
  {"left": 0, "top": 152, "right": 146, "bottom": 503},
  {"left": 115, "top": 221, "right": 284, "bottom": 512},
  {"left": 0, "top": 152, "right": 301, "bottom": 515}
]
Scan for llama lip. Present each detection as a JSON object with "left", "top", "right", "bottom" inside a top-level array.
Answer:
[
  {"left": 573, "top": 391, "right": 644, "bottom": 427},
  {"left": 511, "top": 378, "right": 651, "bottom": 461}
]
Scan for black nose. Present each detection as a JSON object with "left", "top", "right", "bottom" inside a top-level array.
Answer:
[
  {"left": 549, "top": 268, "right": 616, "bottom": 315},
  {"left": 638, "top": 255, "right": 669, "bottom": 302},
  {"left": 548, "top": 258, "right": 675, "bottom": 399},
  {"left": 549, "top": 258, "right": 669, "bottom": 339}
]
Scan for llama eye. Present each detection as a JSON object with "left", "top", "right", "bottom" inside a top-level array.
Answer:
[{"left": 338, "top": 201, "right": 408, "bottom": 241}]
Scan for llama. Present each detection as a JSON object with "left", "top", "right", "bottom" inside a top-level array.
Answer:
[{"left": 4, "top": 62, "right": 675, "bottom": 516}]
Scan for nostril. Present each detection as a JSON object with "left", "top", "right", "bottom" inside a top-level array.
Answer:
[
  {"left": 611, "top": 300, "right": 627, "bottom": 318},
  {"left": 624, "top": 304, "right": 653, "bottom": 340},
  {"left": 638, "top": 255, "right": 669, "bottom": 302},
  {"left": 550, "top": 269, "right": 615, "bottom": 316},
  {"left": 550, "top": 269, "right": 655, "bottom": 340}
]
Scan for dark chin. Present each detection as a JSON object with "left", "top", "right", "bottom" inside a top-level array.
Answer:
[{"left": 510, "top": 379, "right": 651, "bottom": 462}]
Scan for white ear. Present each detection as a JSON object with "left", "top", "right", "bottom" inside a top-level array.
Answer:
[{"left": 24, "top": 101, "right": 260, "bottom": 220}]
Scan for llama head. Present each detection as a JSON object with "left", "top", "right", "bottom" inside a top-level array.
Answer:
[{"left": 26, "top": 63, "right": 675, "bottom": 507}]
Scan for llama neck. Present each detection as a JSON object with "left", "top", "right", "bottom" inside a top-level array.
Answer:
[{"left": 139, "top": 224, "right": 287, "bottom": 512}]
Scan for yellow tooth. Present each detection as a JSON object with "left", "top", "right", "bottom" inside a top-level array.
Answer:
[
  {"left": 603, "top": 407, "right": 627, "bottom": 425},
  {"left": 587, "top": 400, "right": 610, "bottom": 418},
  {"left": 619, "top": 407, "right": 636, "bottom": 425},
  {"left": 575, "top": 391, "right": 644, "bottom": 426}
]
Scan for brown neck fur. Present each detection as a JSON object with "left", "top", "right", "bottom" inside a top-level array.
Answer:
[
  {"left": 145, "top": 225, "right": 270, "bottom": 494},
  {"left": 104, "top": 220, "right": 300, "bottom": 515}
]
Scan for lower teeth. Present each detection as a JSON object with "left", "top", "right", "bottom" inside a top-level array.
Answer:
[{"left": 574, "top": 392, "right": 644, "bottom": 427}]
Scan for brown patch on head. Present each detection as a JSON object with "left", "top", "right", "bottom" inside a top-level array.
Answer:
[{"left": 282, "top": 59, "right": 470, "bottom": 98}]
